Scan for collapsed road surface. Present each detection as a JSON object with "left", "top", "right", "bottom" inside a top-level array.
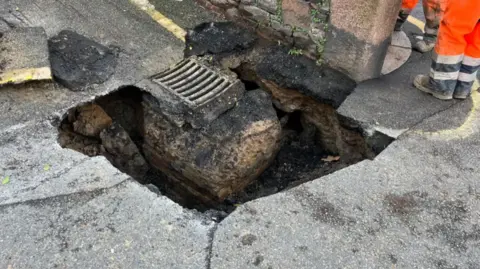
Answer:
[
  {"left": 57, "top": 23, "right": 394, "bottom": 214},
  {"left": 1, "top": 0, "right": 480, "bottom": 269}
]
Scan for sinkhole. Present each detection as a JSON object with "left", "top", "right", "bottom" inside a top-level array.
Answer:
[{"left": 57, "top": 22, "right": 394, "bottom": 219}]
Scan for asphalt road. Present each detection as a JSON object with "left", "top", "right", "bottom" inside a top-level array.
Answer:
[{"left": 150, "top": 0, "right": 222, "bottom": 29}]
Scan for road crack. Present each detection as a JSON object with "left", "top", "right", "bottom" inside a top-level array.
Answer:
[{"left": 205, "top": 222, "right": 219, "bottom": 269}]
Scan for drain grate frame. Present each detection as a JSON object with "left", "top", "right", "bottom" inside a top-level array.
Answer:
[
  {"left": 136, "top": 57, "right": 245, "bottom": 129},
  {"left": 152, "top": 58, "right": 236, "bottom": 107}
]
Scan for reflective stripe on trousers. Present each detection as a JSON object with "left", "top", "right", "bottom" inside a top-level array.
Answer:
[
  {"left": 431, "top": 1, "right": 480, "bottom": 96},
  {"left": 430, "top": 53, "right": 462, "bottom": 93}
]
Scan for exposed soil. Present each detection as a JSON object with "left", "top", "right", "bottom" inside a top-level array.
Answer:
[{"left": 228, "top": 131, "right": 349, "bottom": 205}]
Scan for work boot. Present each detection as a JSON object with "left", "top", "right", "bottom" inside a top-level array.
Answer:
[
  {"left": 453, "top": 63, "right": 480, "bottom": 99},
  {"left": 394, "top": 11, "right": 410, "bottom": 32},
  {"left": 413, "top": 40, "right": 436, "bottom": 53},
  {"left": 453, "top": 88, "right": 471, "bottom": 99},
  {"left": 394, "top": 21, "right": 403, "bottom": 32},
  {"left": 453, "top": 82, "right": 477, "bottom": 99},
  {"left": 414, "top": 75, "right": 453, "bottom": 100}
]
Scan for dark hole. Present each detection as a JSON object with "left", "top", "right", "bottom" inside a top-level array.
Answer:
[
  {"left": 274, "top": 107, "right": 287, "bottom": 119},
  {"left": 284, "top": 110, "right": 304, "bottom": 132},
  {"left": 57, "top": 75, "right": 393, "bottom": 220},
  {"left": 243, "top": 80, "right": 260, "bottom": 91}
]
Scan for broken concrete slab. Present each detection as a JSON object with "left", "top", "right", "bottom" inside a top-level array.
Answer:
[
  {"left": 0, "top": 81, "right": 84, "bottom": 133},
  {"left": 256, "top": 46, "right": 357, "bottom": 109},
  {"left": 211, "top": 130, "right": 480, "bottom": 269},
  {"left": 337, "top": 52, "right": 459, "bottom": 138},
  {"left": 410, "top": 92, "right": 477, "bottom": 135},
  {"left": 0, "top": 180, "right": 215, "bottom": 269},
  {"left": 0, "top": 121, "right": 128, "bottom": 206},
  {"left": 48, "top": 30, "right": 118, "bottom": 91},
  {"left": 0, "top": 27, "right": 52, "bottom": 85}
]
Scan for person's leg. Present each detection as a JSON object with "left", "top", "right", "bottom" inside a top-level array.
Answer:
[
  {"left": 414, "top": 0, "right": 446, "bottom": 52},
  {"left": 454, "top": 21, "right": 480, "bottom": 99},
  {"left": 414, "top": 2, "right": 479, "bottom": 100},
  {"left": 395, "top": 0, "right": 419, "bottom": 31}
]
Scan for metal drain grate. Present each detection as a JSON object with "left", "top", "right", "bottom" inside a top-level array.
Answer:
[
  {"left": 137, "top": 57, "right": 245, "bottom": 128},
  {"left": 152, "top": 58, "right": 234, "bottom": 107}
]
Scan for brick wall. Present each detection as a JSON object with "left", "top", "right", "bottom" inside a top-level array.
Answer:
[{"left": 196, "top": 0, "right": 330, "bottom": 61}]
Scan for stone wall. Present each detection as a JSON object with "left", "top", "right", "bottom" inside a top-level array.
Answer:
[{"left": 196, "top": 0, "right": 330, "bottom": 61}]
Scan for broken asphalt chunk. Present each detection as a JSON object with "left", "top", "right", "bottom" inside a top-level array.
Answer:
[
  {"left": 185, "top": 22, "right": 257, "bottom": 57},
  {"left": 48, "top": 30, "right": 117, "bottom": 90}
]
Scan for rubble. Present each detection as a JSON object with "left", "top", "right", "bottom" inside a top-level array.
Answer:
[
  {"left": 184, "top": 22, "right": 373, "bottom": 160},
  {"left": 100, "top": 123, "right": 149, "bottom": 180},
  {"left": 71, "top": 104, "right": 113, "bottom": 137},
  {"left": 59, "top": 84, "right": 282, "bottom": 208},
  {"left": 48, "top": 30, "right": 117, "bottom": 90},
  {"left": 260, "top": 80, "right": 373, "bottom": 160},
  {"left": 142, "top": 89, "right": 282, "bottom": 205},
  {"left": 185, "top": 22, "right": 257, "bottom": 57}
]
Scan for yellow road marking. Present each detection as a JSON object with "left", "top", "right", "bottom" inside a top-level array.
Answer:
[
  {"left": 129, "top": 0, "right": 186, "bottom": 42},
  {"left": 145, "top": 9, "right": 186, "bottom": 42},
  {"left": 407, "top": 15, "right": 480, "bottom": 140},
  {"left": 407, "top": 16, "right": 426, "bottom": 32},
  {"left": 415, "top": 80, "right": 480, "bottom": 140},
  {"left": 0, "top": 67, "right": 52, "bottom": 85}
]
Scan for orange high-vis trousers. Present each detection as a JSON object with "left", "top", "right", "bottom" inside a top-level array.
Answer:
[
  {"left": 401, "top": 0, "right": 418, "bottom": 10},
  {"left": 430, "top": 1, "right": 480, "bottom": 96},
  {"left": 397, "top": 0, "right": 445, "bottom": 42}
]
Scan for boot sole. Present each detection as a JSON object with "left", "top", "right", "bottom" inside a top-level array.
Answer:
[
  {"left": 413, "top": 46, "right": 434, "bottom": 53},
  {"left": 414, "top": 78, "right": 453, "bottom": 100},
  {"left": 453, "top": 94, "right": 469, "bottom": 100},
  {"left": 413, "top": 43, "right": 435, "bottom": 53}
]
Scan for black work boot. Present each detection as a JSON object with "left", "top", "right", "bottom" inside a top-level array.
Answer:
[
  {"left": 453, "top": 61, "right": 480, "bottom": 99},
  {"left": 395, "top": 11, "right": 410, "bottom": 31},
  {"left": 413, "top": 40, "right": 436, "bottom": 53},
  {"left": 414, "top": 75, "right": 453, "bottom": 100},
  {"left": 413, "top": 25, "right": 438, "bottom": 53}
]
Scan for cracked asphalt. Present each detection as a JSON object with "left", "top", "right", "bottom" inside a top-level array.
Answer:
[{"left": 0, "top": 0, "right": 479, "bottom": 268}]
